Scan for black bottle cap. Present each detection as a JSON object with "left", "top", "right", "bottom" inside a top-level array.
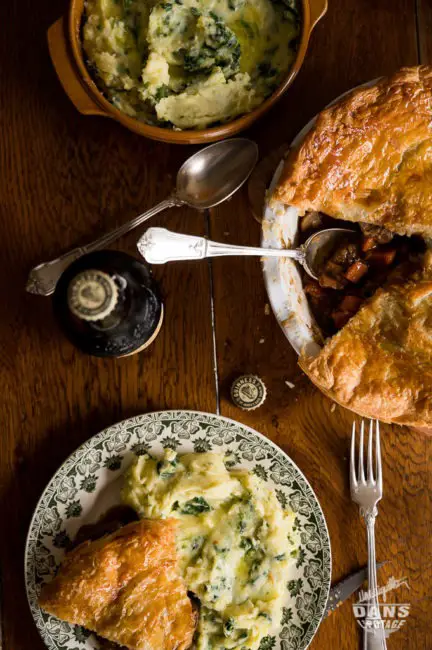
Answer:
[
  {"left": 230, "top": 375, "right": 267, "bottom": 410},
  {"left": 53, "top": 250, "right": 163, "bottom": 358}
]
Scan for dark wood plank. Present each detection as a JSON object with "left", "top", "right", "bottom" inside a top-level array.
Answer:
[
  {"left": 417, "top": 0, "right": 432, "bottom": 65},
  {"left": 210, "top": 1, "right": 432, "bottom": 648},
  {"left": 0, "top": 1, "right": 216, "bottom": 648}
]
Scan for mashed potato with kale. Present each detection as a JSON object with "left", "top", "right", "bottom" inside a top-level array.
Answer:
[
  {"left": 122, "top": 449, "right": 297, "bottom": 650},
  {"left": 82, "top": 0, "right": 300, "bottom": 129}
]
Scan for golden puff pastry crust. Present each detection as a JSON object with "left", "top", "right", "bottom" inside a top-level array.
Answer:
[
  {"left": 38, "top": 519, "right": 196, "bottom": 650},
  {"left": 299, "top": 252, "right": 432, "bottom": 427},
  {"left": 273, "top": 66, "right": 432, "bottom": 237}
]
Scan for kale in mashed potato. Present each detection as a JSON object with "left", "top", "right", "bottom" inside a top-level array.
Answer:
[
  {"left": 82, "top": 0, "right": 300, "bottom": 129},
  {"left": 122, "top": 450, "right": 298, "bottom": 650}
]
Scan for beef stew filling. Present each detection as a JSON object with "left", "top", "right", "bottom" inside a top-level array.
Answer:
[{"left": 301, "top": 213, "right": 425, "bottom": 336}]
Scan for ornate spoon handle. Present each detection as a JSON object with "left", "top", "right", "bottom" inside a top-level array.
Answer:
[
  {"left": 26, "top": 197, "right": 180, "bottom": 296},
  {"left": 137, "top": 228, "right": 305, "bottom": 264}
]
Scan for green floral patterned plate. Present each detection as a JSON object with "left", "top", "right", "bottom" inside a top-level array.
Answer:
[{"left": 25, "top": 410, "right": 331, "bottom": 650}]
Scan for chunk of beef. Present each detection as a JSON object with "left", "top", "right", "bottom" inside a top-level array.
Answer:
[
  {"left": 331, "top": 242, "right": 361, "bottom": 266},
  {"left": 359, "top": 222, "right": 394, "bottom": 244}
]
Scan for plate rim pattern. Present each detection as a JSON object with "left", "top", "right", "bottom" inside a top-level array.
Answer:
[{"left": 25, "top": 410, "right": 332, "bottom": 650}]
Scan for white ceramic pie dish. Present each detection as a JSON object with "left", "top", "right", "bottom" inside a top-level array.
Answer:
[
  {"left": 261, "top": 114, "right": 322, "bottom": 356},
  {"left": 261, "top": 81, "right": 378, "bottom": 356}
]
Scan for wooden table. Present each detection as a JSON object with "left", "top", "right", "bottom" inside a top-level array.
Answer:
[{"left": 1, "top": 0, "right": 432, "bottom": 648}]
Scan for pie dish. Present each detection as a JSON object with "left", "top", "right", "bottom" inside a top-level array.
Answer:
[
  {"left": 268, "top": 66, "right": 432, "bottom": 427},
  {"left": 38, "top": 519, "right": 196, "bottom": 650}
]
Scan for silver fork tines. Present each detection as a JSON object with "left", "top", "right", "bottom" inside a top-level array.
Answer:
[
  {"left": 351, "top": 420, "right": 383, "bottom": 507},
  {"left": 350, "top": 420, "right": 386, "bottom": 650}
]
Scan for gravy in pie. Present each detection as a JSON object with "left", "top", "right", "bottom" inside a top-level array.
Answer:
[{"left": 299, "top": 212, "right": 425, "bottom": 337}]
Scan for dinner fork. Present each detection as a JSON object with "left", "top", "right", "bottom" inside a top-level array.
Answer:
[{"left": 350, "top": 420, "right": 387, "bottom": 649}]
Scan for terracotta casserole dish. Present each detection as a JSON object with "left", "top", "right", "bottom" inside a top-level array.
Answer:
[{"left": 47, "top": 0, "right": 327, "bottom": 144}]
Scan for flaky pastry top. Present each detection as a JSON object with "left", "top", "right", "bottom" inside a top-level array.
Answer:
[
  {"left": 274, "top": 66, "right": 432, "bottom": 237},
  {"left": 299, "top": 252, "right": 432, "bottom": 427}
]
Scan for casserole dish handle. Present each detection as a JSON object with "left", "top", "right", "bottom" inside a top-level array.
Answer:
[
  {"left": 309, "top": 0, "right": 328, "bottom": 31},
  {"left": 47, "top": 18, "right": 108, "bottom": 117}
]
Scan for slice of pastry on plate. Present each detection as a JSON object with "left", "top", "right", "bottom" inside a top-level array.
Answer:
[
  {"left": 273, "top": 65, "right": 432, "bottom": 238},
  {"left": 299, "top": 252, "right": 432, "bottom": 427},
  {"left": 38, "top": 519, "right": 196, "bottom": 650}
]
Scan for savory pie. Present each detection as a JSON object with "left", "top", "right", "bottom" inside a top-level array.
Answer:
[
  {"left": 38, "top": 519, "right": 196, "bottom": 650},
  {"left": 273, "top": 65, "right": 432, "bottom": 427},
  {"left": 300, "top": 253, "right": 432, "bottom": 427},
  {"left": 273, "top": 66, "right": 432, "bottom": 238}
]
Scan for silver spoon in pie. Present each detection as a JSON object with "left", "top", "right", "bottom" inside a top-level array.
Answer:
[
  {"left": 26, "top": 138, "right": 258, "bottom": 296},
  {"left": 137, "top": 226, "right": 358, "bottom": 280}
]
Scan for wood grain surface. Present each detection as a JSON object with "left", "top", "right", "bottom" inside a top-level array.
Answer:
[
  {"left": 0, "top": 1, "right": 216, "bottom": 649},
  {"left": 417, "top": 0, "right": 432, "bottom": 66},
  {"left": 0, "top": 0, "right": 431, "bottom": 649}
]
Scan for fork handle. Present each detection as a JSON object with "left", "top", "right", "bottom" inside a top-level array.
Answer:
[{"left": 363, "top": 511, "right": 387, "bottom": 649}]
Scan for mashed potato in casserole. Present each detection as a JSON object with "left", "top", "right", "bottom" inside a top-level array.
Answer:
[
  {"left": 122, "top": 449, "right": 297, "bottom": 650},
  {"left": 82, "top": 0, "right": 300, "bottom": 129}
]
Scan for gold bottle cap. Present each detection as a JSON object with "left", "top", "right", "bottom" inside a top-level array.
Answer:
[
  {"left": 230, "top": 375, "right": 267, "bottom": 410},
  {"left": 67, "top": 270, "right": 118, "bottom": 322}
]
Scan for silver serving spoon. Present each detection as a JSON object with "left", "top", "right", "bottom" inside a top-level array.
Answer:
[
  {"left": 137, "top": 227, "right": 358, "bottom": 280},
  {"left": 26, "top": 138, "right": 258, "bottom": 296}
]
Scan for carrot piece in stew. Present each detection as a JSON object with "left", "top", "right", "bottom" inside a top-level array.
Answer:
[
  {"left": 362, "top": 236, "right": 377, "bottom": 252},
  {"left": 366, "top": 248, "right": 397, "bottom": 266},
  {"left": 345, "top": 260, "right": 369, "bottom": 283}
]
